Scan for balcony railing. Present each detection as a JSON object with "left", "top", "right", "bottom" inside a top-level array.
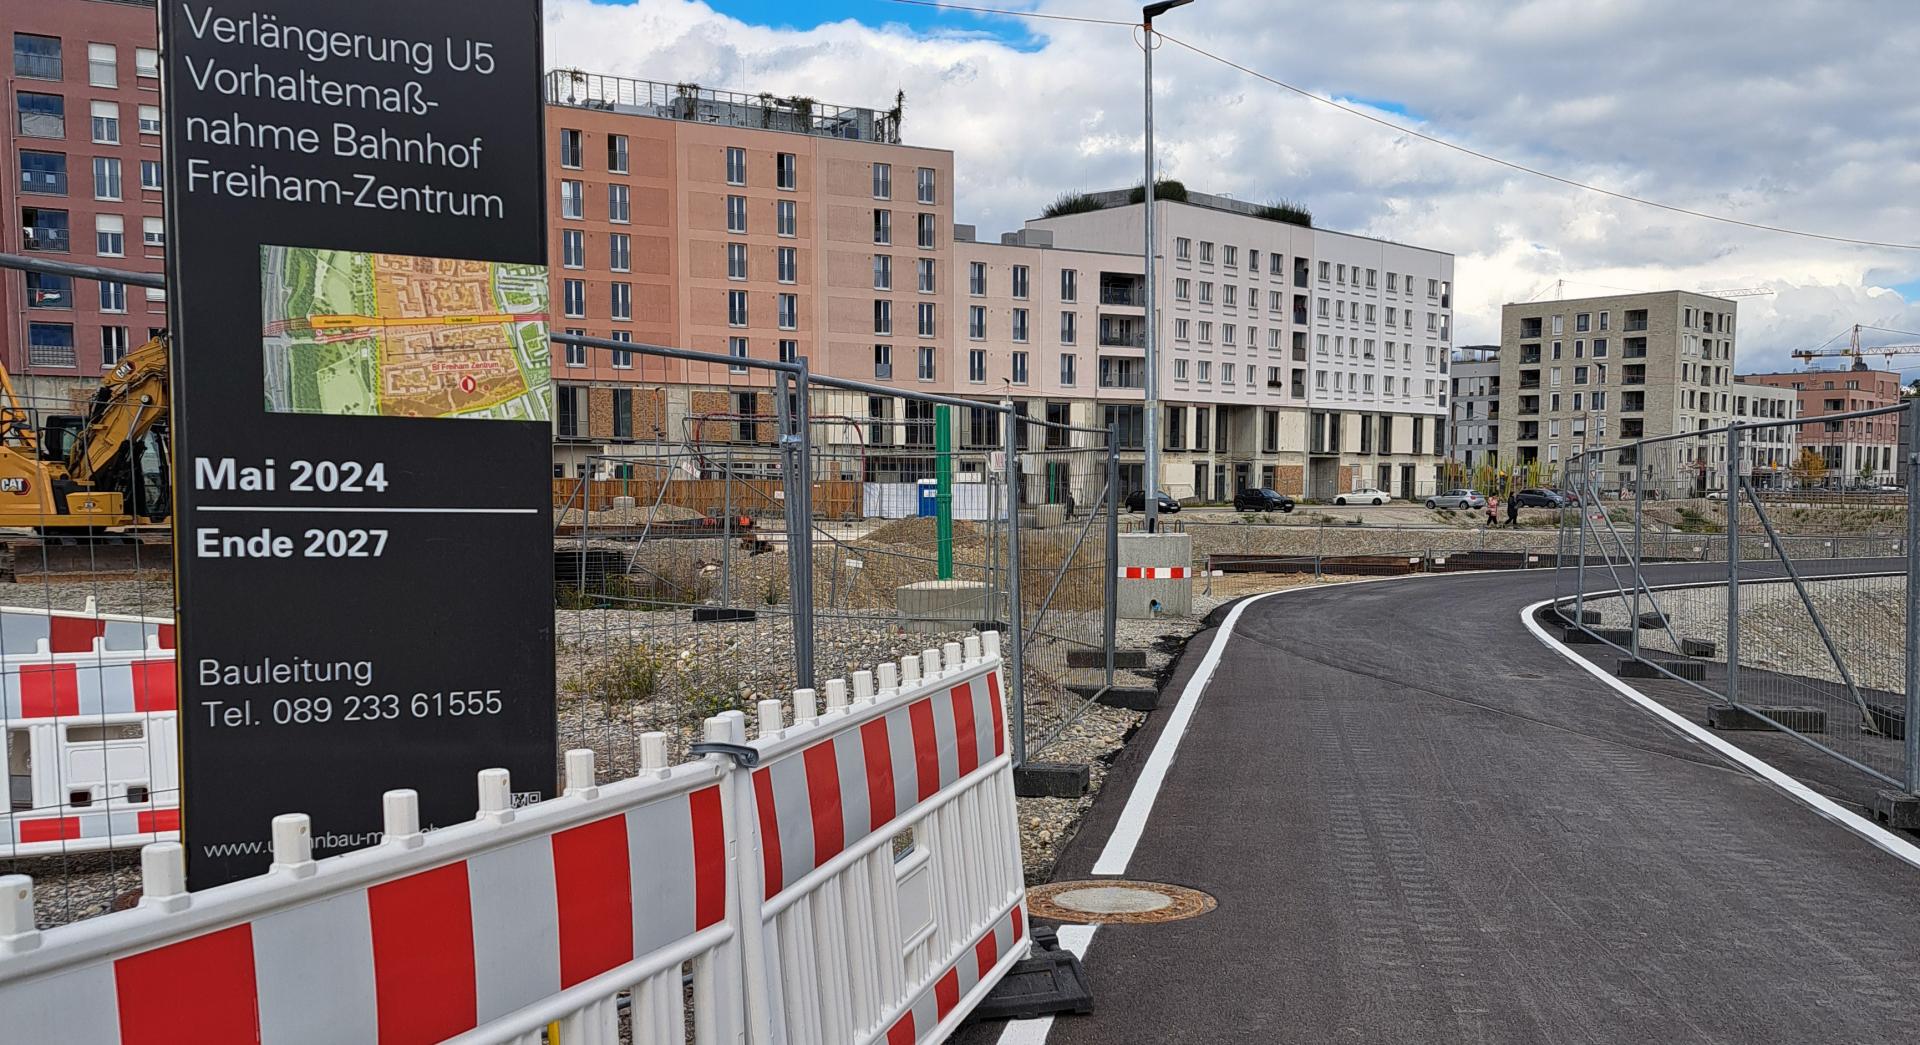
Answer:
[
  {"left": 1099, "top": 287, "right": 1141, "bottom": 306},
  {"left": 1520, "top": 353, "right": 1540, "bottom": 365},
  {"left": 544, "top": 70, "right": 901, "bottom": 144},
  {"left": 1622, "top": 376, "right": 1646, "bottom": 385},
  {"left": 1293, "top": 311, "right": 1308, "bottom": 324},
  {"left": 1099, "top": 330, "right": 1146, "bottom": 348},
  {"left": 1518, "top": 378, "right": 1540, "bottom": 390},
  {"left": 1624, "top": 320, "right": 1649, "bottom": 332}
]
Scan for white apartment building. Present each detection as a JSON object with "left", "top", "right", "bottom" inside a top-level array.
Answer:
[
  {"left": 1448, "top": 351, "right": 1500, "bottom": 473},
  {"left": 1733, "top": 379, "right": 1799, "bottom": 488},
  {"left": 1027, "top": 190, "right": 1455, "bottom": 500}
]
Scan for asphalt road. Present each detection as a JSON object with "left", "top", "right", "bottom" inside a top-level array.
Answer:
[{"left": 965, "top": 561, "right": 1920, "bottom": 1045}]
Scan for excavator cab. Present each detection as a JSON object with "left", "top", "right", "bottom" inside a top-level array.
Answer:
[{"left": 38, "top": 416, "right": 82, "bottom": 464}]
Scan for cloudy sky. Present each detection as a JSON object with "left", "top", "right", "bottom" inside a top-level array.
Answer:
[{"left": 546, "top": 0, "right": 1920, "bottom": 373}]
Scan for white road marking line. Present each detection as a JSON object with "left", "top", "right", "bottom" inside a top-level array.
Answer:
[{"left": 1521, "top": 597, "right": 1920, "bottom": 871}]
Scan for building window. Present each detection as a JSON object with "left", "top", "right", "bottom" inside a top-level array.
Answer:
[
  {"left": 729, "top": 242, "right": 750, "bottom": 280},
  {"left": 1012, "top": 265, "right": 1030, "bottom": 299},
  {"left": 968, "top": 349, "right": 987, "bottom": 382},
  {"left": 873, "top": 343, "right": 892, "bottom": 378},
  {"left": 779, "top": 293, "right": 797, "bottom": 330},
  {"left": 611, "top": 388, "right": 634, "bottom": 437},
  {"left": 99, "top": 279, "right": 125, "bottom": 313},
  {"left": 873, "top": 209, "right": 891, "bottom": 244},
  {"left": 1174, "top": 279, "right": 1190, "bottom": 302},
  {"left": 873, "top": 299, "right": 892, "bottom": 335},
  {"left": 28, "top": 322, "right": 76, "bottom": 368},
  {"left": 607, "top": 134, "right": 628, "bottom": 173},
  {"left": 1012, "top": 308, "right": 1029, "bottom": 343},
  {"left": 1060, "top": 353, "right": 1077, "bottom": 386},
  {"left": 559, "top": 129, "right": 583, "bottom": 168},
  {"left": 1199, "top": 241, "right": 1214, "bottom": 263},
  {"left": 26, "top": 271, "right": 71, "bottom": 309},
  {"left": 969, "top": 262, "right": 986, "bottom": 296},
  {"left": 19, "top": 150, "right": 67, "bottom": 195},
  {"left": 780, "top": 339, "right": 798, "bottom": 364},
  {"left": 607, "top": 184, "right": 630, "bottom": 223},
  {"left": 917, "top": 213, "right": 935, "bottom": 250},
  {"left": 778, "top": 247, "right": 797, "bottom": 283},
  {"left": 141, "top": 216, "right": 163, "bottom": 251},
  {"left": 917, "top": 258, "right": 935, "bottom": 293},
  {"left": 95, "top": 214, "right": 125, "bottom": 257},
  {"left": 609, "top": 233, "right": 630, "bottom": 272},
  {"left": 84, "top": 42, "right": 113, "bottom": 87},
  {"left": 561, "top": 229, "right": 584, "bottom": 269},
  {"left": 610, "top": 282, "right": 631, "bottom": 321},
  {"left": 917, "top": 345, "right": 936, "bottom": 380},
  {"left": 777, "top": 200, "right": 796, "bottom": 237},
  {"left": 138, "top": 105, "right": 160, "bottom": 136},
  {"left": 726, "top": 146, "right": 746, "bottom": 186},
  {"left": 563, "top": 279, "right": 585, "bottom": 318},
  {"left": 918, "top": 302, "right": 936, "bottom": 337},
  {"left": 1174, "top": 319, "right": 1189, "bottom": 341},
  {"left": 563, "top": 329, "right": 586, "bottom": 367},
  {"left": 727, "top": 195, "right": 747, "bottom": 233},
  {"left": 102, "top": 325, "right": 129, "bottom": 366},
  {"left": 729, "top": 337, "right": 749, "bottom": 373},
  {"left": 728, "top": 290, "right": 748, "bottom": 327},
  {"left": 917, "top": 167, "right": 935, "bottom": 204},
  {"left": 873, "top": 254, "right": 892, "bottom": 290},
  {"left": 968, "top": 306, "right": 986, "bottom": 340},
  {"left": 23, "top": 207, "right": 70, "bottom": 252},
  {"left": 560, "top": 180, "right": 582, "bottom": 219},
  {"left": 872, "top": 162, "right": 891, "bottom": 200},
  {"left": 13, "top": 34, "right": 61, "bottom": 80},
  {"left": 91, "top": 101, "right": 119, "bottom": 144},
  {"left": 1176, "top": 237, "right": 1192, "bottom": 261},
  {"left": 135, "top": 47, "right": 158, "bottom": 79},
  {"left": 1060, "top": 311, "right": 1076, "bottom": 345},
  {"left": 777, "top": 152, "right": 796, "bottom": 190},
  {"left": 610, "top": 331, "right": 633, "bottom": 370},
  {"left": 1012, "top": 351, "right": 1029, "bottom": 385},
  {"left": 16, "top": 92, "right": 64, "bottom": 138}
]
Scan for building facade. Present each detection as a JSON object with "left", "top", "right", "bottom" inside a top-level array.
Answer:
[
  {"left": 4, "top": 1, "right": 167, "bottom": 407},
  {"left": 1739, "top": 366, "right": 1900, "bottom": 486},
  {"left": 1499, "top": 291, "right": 1738, "bottom": 495},
  {"left": 1447, "top": 350, "right": 1500, "bottom": 473},
  {"left": 1731, "top": 378, "right": 1798, "bottom": 488},
  {"left": 1026, "top": 190, "right": 1454, "bottom": 500}
]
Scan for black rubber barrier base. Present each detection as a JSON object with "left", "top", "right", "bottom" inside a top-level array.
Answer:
[
  {"left": 1616, "top": 658, "right": 1707, "bottom": 682},
  {"left": 971, "top": 925, "right": 1094, "bottom": 1022},
  {"left": 1706, "top": 703, "right": 1828, "bottom": 734},
  {"left": 1067, "top": 649, "right": 1148, "bottom": 669},
  {"left": 1871, "top": 790, "right": 1920, "bottom": 830},
  {"left": 691, "top": 607, "right": 757, "bottom": 623},
  {"left": 1014, "top": 763, "right": 1089, "bottom": 798}
]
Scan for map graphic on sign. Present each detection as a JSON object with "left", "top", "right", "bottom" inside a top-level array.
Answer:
[{"left": 261, "top": 246, "right": 552, "bottom": 421}]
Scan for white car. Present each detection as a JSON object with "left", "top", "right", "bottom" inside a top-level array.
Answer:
[{"left": 1335, "top": 487, "right": 1392, "bottom": 506}]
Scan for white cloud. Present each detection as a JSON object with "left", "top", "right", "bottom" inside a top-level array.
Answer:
[{"left": 546, "top": 0, "right": 1920, "bottom": 371}]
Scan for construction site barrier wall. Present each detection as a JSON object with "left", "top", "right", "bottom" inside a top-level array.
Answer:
[{"left": 0, "top": 635, "right": 1023, "bottom": 1045}]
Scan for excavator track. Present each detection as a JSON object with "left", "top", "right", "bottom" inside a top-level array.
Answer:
[{"left": 3, "top": 534, "right": 171, "bottom": 583}]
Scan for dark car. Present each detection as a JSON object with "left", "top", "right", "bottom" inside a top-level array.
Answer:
[
  {"left": 1233, "top": 488, "right": 1295, "bottom": 513},
  {"left": 1125, "top": 490, "right": 1181, "bottom": 514},
  {"left": 1513, "top": 488, "right": 1568, "bottom": 508}
]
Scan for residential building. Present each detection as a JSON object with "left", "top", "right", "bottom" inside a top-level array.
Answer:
[
  {"left": 1447, "top": 349, "right": 1500, "bottom": 473},
  {"left": 1027, "top": 189, "right": 1454, "bottom": 500},
  {"left": 1740, "top": 365, "right": 1900, "bottom": 486},
  {"left": 3, "top": 1, "right": 167, "bottom": 406},
  {"left": 1498, "top": 291, "right": 1739, "bottom": 495},
  {"left": 1731, "top": 378, "right": 1798, "bottom": 489},
  {"left": 543, "top": 73, "right": 953, "bottom": 475}
]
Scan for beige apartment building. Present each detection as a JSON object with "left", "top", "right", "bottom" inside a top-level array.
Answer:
[
  {"left": 1732, "top": 379, "right": 1799, "bottom": 488},
  {"left": 1499, "top": 291, "right": 1738, "bottom": 495}
]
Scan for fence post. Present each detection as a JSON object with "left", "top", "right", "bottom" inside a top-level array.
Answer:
[
  {"left": 722, "top": 445, "right": 734, "bottom": 610},
  {"left": 1726, "top": 424, "right": 1741, "bottom": 709},
  {"left": 1104, "top": 424, "right": 1120, "bottom": 691},
  {"left": 1002, "top": 403, "right": 1027, "bottom": 768},
  {"left": 1574, "top": 463, "right": 1587, "bottom": 624},
  {"left": 776, "top": 365, "right": 816, "bottom": 689},
  {"left": 1631, "top": 447, "right": 1644, "bottom": 660},
  {"left": 1905, "top": 399, "right": 1920, "bottom": 793}
]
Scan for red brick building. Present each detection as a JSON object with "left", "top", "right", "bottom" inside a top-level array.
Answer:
[
  {"left": 3, "top": 0, "right": 167, "bottom": 406},
  {"left": 1740, "top": 364, "right": 1901, "bottom": 485}
]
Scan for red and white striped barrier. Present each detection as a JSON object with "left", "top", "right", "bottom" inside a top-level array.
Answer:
[
  {"left": 0, "top": 635, "right": 1028, "bottom": 1045},
  {"left": 1118, "top": 566, "right": 1189, "bottom": 580}
]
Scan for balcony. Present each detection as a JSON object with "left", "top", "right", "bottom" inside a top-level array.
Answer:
[
  {"left": 1520, "top": 350, "right": 1541, "bottom": 365},
  {"left": 1293, "top": 310, "right": 1308, "bottom": 325},
  {"left": 1519, "top": 320, "right": 1543, "bottom": 339},
  {"left": 1098, "top": 324, "right": 1146, "bottom": 349},
  {"left": 1623, "top": 310, "right": 1649, "bottom": 332},
  {"left": 1291, "top": 346, "right": 1307, "bottom": 362},
  {"left": 1518, "top": 424, "right": 1540, "bottom": 441},
  {"left": 1622, "top": 393, "right": 1645, "bottom": 412},
  {"left": 1623, "top": 338, "right": 1648, "bottom": 358},
  {"left": 1099, "top": 275, "right": 1145, "bottom": 307},
  {"left": 1518, "top": 376, "right": 1540, "bottom": 391},
  {"left": 1620, "top": 420, "right": 1645, "bottom": 438}
]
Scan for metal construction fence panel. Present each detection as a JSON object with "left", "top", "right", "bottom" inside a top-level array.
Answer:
[
  {"left": 1554, "top": 401, "right": 1919, "bottom": 793},
  {"left": 0, "top": 637, "right": 1024, "bottom": 1045}
]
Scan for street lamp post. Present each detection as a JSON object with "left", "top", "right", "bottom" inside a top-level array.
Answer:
[{"left": 1140, "top": 0, "right": 1191, "bottom": 532}]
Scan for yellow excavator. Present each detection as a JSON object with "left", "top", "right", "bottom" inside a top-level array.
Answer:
[{"left": 0, "top": 333, "right": 171, "bottom": 534}]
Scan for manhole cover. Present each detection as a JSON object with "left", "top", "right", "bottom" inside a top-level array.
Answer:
[{"left": 1025, "top": 880, "right": 1217, "bottom": 924}]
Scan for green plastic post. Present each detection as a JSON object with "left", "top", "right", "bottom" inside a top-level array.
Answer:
[{"left": 936, "top": 405, "right": 954, "bottom": 580}]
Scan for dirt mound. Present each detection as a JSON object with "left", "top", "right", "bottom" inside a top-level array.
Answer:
[
  {"left": 862, "top": 517, "right": 988, "bottom": 551},
  {"left": 555, "top": 503, "right": 707, "bottom": 527}
]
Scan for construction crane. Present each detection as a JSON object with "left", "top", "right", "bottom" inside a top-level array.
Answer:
[{"left": 1791, "top": 325, "right": 1920, "bottom": 370}]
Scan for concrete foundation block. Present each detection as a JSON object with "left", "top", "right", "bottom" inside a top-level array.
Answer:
[
  {"left": 1871, "top": 790, "right": 1920, "bottom": 830},
  {"left": 1014, "top": 762, "right": 1089, "bottom": 798},
  {"left": 1865, "top": 703, "right": 1907, "bottom": 741},
  {"left": 1067, "top": 683, "right": 1157, "bottom": 712},
  {"left": 1681, "top": 637, "right": 1718, "bottom": 658},
  {"left": 1636, "top": 611, "right": 1669, "bottom": 629},
  {"left": 1706, "top": 704, "right": 1827, "bottom": 734},
  {"left": 1066, "top": 649, "right": 1146, "bottom": 669},
  {"left": 1019, "top": 504, "right": 1067, "bottom": 529},
  {"left": 1553, "top": 607, "right": 1602, "bottom": 625},
  {"left": 1616, "top": 658, "right": 1706, "bottom": 681},
  {"left": 692, "top": 606, "right": 757, "bottom": 623},
  {"left": 895, "top": 580, "right": 1001, "bottom": 634},
  {"left": 1118, "top": 532, "right": 1193, "bottom": 619}
]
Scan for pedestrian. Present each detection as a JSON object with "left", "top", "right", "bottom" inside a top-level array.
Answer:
[
  {"left": 1485, "top": 495, "right": 1498, "bottom": 527},
  {"left": 1506, "top": 492, "right": 1520, "bottom": 527}
]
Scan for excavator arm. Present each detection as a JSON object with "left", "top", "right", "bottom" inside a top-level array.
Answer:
[{"left": 68, "top": 334, "right": 171, "bottom": 484}]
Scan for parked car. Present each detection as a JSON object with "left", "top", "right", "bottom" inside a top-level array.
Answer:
[
  {"left": 1513, "top": 488, "right": 1568, "bottom": 508},
  {"left": 1425, "top": 489, "right": 1486, "bottom": 510},
  {"left": 1233, "top": 487, "right": 1295, "bottom": 513},
  {"left": 1334, "top": 487, "right": 1391, "bottom": 506},
  {"left": 1125, "top": 490, "right": 1181, "bottom": 514}
]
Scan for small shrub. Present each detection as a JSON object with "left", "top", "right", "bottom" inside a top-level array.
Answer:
[
  {"left": 1254, "top": 199, "right": 1312, "bottom": 227},
  {"left": 1041, "top": 192, "right": 1106, "bottom": 218},
  {"left": 1127, "top": 179, "right": 1188, "bottom": 204},
  {"left": 589, "top": 647, "right": 665, "bottom": 703}
]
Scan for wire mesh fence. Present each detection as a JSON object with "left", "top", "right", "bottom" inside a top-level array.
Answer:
[{"left": 1554, "top": 401, "right": 1918, "bottom": 792}]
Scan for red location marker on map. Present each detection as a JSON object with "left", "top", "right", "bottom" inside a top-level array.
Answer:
[{"left": 460, "top": 375, "right": 477, "bottom": 393}]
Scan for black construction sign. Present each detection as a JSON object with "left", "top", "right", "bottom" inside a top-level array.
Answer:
[{"left": 160, "top": 0, "right": 554, "bottom": 884}]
